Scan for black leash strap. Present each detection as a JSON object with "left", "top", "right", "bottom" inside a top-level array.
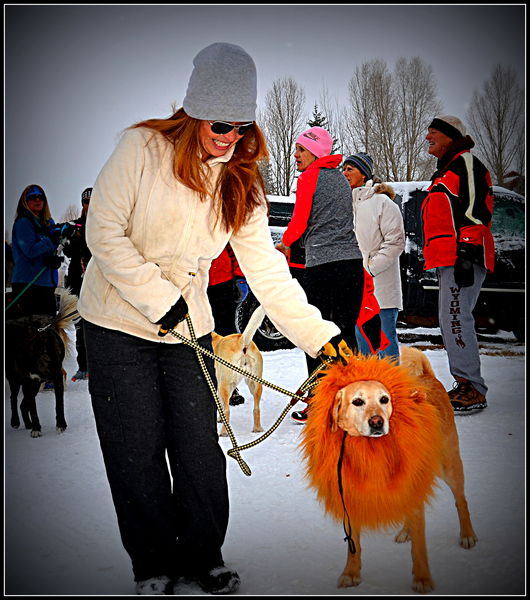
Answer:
[{"left": 337, "top": 430, "right": 356, "bottom": 554}]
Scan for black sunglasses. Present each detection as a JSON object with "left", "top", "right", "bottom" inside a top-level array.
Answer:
[{"left": 209, "top": 121, "right": 253, "bottom": 136}]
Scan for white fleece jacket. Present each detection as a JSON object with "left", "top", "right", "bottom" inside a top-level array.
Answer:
[
  {"left": 352, "top": 181, "right": 405, "bottom": 310},
  {"left": 78, "top": 127, "right": 339, "bottom": 357}
]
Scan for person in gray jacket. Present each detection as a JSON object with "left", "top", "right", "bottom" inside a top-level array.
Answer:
[
  {"left": 276, "top": 127, "right": 364, "bottom": 421},
  {"left": 78, "top": 44, "right": 351, "bottom": 595},
  {"left": 343, "top": 153, "right": 405, "bottom": 360}
]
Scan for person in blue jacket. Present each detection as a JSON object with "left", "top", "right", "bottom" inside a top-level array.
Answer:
[{"left": 10, "top": 184, "right": 62, "bottom": 317}]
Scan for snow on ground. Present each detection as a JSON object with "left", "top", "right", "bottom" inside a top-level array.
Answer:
[{"left": 4, "top": 331, "right": 526, "bottom": 596}]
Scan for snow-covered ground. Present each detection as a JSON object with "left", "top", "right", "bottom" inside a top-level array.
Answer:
[{"left": 4, "top": 330, "right": 526, "bottom": 596}]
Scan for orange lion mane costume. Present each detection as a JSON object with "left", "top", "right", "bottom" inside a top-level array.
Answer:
[{"left": 300, "top": 354, "right": 443, "bottom": 530}]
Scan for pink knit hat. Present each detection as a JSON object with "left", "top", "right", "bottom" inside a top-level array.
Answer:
[{"left": 296, "top": 126, "right": 333, "bottom": 158}]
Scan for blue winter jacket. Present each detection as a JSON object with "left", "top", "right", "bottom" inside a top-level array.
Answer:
[{"left": 11, "top": 211, "right": 59, "bottom": 287}]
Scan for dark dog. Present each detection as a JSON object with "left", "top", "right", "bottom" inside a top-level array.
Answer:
[{"left": 6, "top": 288, "right": 78, "bottom": 437}]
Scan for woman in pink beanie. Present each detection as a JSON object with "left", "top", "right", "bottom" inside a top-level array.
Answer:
[{"left": 276, "top": 126, "right": 365, "bottom": 422}]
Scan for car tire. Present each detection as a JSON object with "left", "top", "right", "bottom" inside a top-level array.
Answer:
[{"left": 235, "top": 293, "right": 294, "bottom": 352}]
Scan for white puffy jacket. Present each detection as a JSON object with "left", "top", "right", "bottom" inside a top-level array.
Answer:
[
  {"left": 352, "top": 181, "right": 405, "bottom": 310},
  {"left": 78, "top": 127, "right": 339, "bottom": 357}
]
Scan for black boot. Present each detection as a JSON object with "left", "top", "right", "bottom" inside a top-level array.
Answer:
[{"left": 229, "top": 388, "right": 245, "bottom": 406}]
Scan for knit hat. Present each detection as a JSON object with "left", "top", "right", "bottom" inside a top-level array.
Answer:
[
  {"left": 81, "top": 187, "right": 92, "bottom": 203},
  {"left": 343, "top": 152, "right": 374, "bottom": 181},
  {"left": 296, "top": 127, "right": 333, "bottom": 158},
  {"left": 428, "top": 115, "right": 466, "bottom": 140},
  {"left": 183, "top": 42, "right": 257, "bottom": 122}
]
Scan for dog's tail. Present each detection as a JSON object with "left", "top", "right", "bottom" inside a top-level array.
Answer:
[
  {"left": 399, "top": 345, "right": 437, "bottom": 379},
  {"left": 55, "top": 288, "right": 79, "bottom": 349},
  {"left": 240, "top": 305, "right": 266, "bottom": 350}
]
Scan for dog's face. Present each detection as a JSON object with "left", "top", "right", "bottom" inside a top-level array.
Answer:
[{"left": 331, "top": 380, "right": 393, "bottom": 437}]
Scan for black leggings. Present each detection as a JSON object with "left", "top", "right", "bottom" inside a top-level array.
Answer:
[{"left": 302, "top": 259, "right": 364, "bottom": 375}]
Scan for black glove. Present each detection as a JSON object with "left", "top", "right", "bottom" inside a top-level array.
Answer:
[
  {"left": 44, "top": 254, "right": 64, "bottom": 270},
  {"left": 319, "top": 335, "right": 354, "bottom": 365},
  {"left": 156, "top": 296, "right": 189, "bottom": 337},
  {"left": 454, "top": 243, "right": 478, "bottom": 288}
]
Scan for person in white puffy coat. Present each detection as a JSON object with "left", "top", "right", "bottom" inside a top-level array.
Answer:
[{"left": 342, "top": 153, "right": 405, "bottom": 359}]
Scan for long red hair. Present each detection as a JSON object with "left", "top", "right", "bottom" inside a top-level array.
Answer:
[
  {"left": 132, "top": 107, "right": 269, "bottom": 233},
  {"left": 300, "top": 355, "right": 443, "bottom": 530}
]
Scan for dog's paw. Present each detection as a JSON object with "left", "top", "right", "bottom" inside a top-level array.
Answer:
[
  {"left": 30, "top": 430, "right": 42, "bottom": 438},
  {"left": 395, "top": 529, "right": 410, "bottom": 543},
  {"left": 337, "top": 574, "right": 361, "bottom": 588},
  {"left": 459, "top": 533, "right": 478, "bottom": 549},
  {"left": 412, "top": 577, "right": 434, "bottom": 593},
  {"left": 252, "top": 426, "right": 264, "bottom": 433}
]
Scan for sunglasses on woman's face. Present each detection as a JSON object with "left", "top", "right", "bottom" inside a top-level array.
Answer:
[{"left": 209, "top": 121, "right": 253, "bottom": 136}]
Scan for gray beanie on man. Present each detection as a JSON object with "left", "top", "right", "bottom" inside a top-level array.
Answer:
[{"left": 183, "top": 42, "right": 257, "bottom": 122}]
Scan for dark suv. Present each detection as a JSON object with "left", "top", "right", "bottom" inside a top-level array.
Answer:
[{"left": 236, "top": 186, "right": 525, "bottom": 350}]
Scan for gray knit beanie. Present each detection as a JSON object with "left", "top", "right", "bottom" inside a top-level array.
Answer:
[
  {"left": 344, "top": 152, "right": 374, "bottom": 181},
  {"left": 183, "top": 42, "right": 257, "bottom": 122}
]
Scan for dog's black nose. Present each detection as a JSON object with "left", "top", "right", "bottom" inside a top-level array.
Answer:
[{"left": 368, "top": 415, "right": 384, "bottom": 430}]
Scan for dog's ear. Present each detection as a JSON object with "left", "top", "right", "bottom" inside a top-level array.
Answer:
[
  {"left": 411, "top": 388, "right": 427, "bottom": 403},
  {"left": 331, "top": 389, "right": 344, "bottom": 432}
]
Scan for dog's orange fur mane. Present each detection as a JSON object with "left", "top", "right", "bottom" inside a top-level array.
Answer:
[{"left": 300, "top": 354, "right": 443, "bottom": 530}]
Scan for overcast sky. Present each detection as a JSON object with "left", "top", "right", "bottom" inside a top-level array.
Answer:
[{"left": 4, "top": 4, "right": 526, "bottom": 232}]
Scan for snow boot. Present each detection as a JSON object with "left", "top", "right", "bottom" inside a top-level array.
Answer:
[
  {"left": 291, "top": 404, "right": 309, "bottom": 423},
  {"left": 135, "top": 575, "right": 172, "bottom": 595},
  {"left": 229, "top": 387, "right": 245, "bottom": 406},
  {"left": 193, "top": 565, "right": 240, "bottom": 595},
  {"left": 449, "top": 378, "right": 487, "bottom": 413},
  {"left": 72, "top": 370, "right": 89, "bottom": 381}
]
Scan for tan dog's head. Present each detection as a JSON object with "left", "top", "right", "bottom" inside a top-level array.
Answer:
[{"left": 331, "top": 380, "right": 393, "bottom": 437}]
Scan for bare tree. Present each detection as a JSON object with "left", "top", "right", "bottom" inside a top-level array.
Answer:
[
  {"left": 61, "top": 205, "right": 80, "bottom": 222},
  {"left": 466, "top": 64, "right": 525, "bottom": 190},
  {"left": 316, "top": 89, "right": 345, "bottom": 155},
  {"left": 394, "top": 57, "right": 442, "bottom": 180},
  {"left": 260, "top": 77, "right": 306, "bottom": 196},
  {"left": 344, "top": 57, "right": 441, "bottom": 182}
]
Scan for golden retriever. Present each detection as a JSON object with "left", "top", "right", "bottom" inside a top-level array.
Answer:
[
  {"left": 300, "top": 346, "right": 477, "bottom": 593},
  {"left": 211, "top": 305, "right": 266, "bottom": 437}
]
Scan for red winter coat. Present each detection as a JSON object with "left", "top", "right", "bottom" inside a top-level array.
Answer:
[
  {"left": 208, "top": 244, "right": 244, "bottom": 287},
  {"left": 421, "top": 142, "right": 494, "bottom": 272}
]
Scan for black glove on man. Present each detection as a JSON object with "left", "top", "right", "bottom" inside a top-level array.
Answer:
[
  {"left": 157, "top": 296, "right": 189, "bottom": 337},
  {"left": 319, "top": 334, "right": 354, "bottom": 365},
  {"left": 454, "top": 243, "right": 479, "bottom": 288},
  {"left": 44, "top": 254, "right": 64, "bottom": 270}
]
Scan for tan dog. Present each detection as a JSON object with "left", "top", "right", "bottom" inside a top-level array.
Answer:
[
  {"left": 211, "top": 305, "right": 266, "bottom": 437},
  {"left": 301, "top": 346, "right": 478, "bottom": 593}
]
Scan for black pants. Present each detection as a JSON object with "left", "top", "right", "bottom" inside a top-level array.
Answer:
[
  {"left": 207, "top": 280, "right": 237, "bottom": 336},
  {"left": 84, "top": 322, "right": 228, "bottom": 582},
  {"left": 302, "top": 259, "right": 364, "bottom": 375}
]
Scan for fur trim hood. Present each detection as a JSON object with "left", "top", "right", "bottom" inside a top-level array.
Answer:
[{"left": 352, "top": 180, "right": 396, "bottom": 205}]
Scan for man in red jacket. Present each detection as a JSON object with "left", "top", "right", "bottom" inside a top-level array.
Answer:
[{"left": 422, "top": 115, "right": 494, "bottom": 413}]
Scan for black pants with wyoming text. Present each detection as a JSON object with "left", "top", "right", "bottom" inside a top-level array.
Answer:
[{"left": 84, "top": 321, "right": 228, "bottom": 582}]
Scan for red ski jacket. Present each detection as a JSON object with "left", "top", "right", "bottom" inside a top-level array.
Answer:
[{"left": 421, "top": 145, "right": 494, "bottom": 272}]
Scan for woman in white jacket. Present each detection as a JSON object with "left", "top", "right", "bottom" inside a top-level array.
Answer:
[
  {"left": 78, "top": 43, "right": 349, "bottom": 596},
  {"left": 343, "top": 153, "right": 405, "bottom": 360}
]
